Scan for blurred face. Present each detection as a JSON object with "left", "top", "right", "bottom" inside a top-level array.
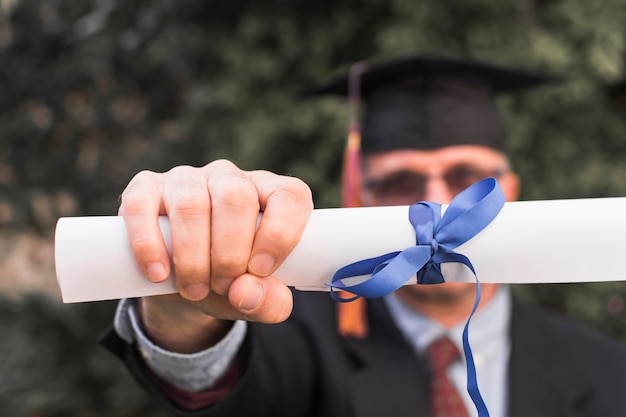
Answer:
[
  {"left": 361, "top": 145, "right": 519, "bottom": 312},
  {"left": 362, "top": 145, "right": 518, "bottom": 206}
]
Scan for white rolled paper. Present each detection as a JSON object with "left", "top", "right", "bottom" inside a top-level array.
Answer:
[{"left": 55, "top": 197, "right": 626, "bottom": 303}]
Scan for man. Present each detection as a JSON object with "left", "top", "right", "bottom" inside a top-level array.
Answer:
[{"left": 103, "top": 55, "right": 626, "bottom": 416}]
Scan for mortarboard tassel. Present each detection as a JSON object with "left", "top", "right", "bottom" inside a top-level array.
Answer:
[{"left": 337, "top": 61, "right": 369, "bottom": 339}]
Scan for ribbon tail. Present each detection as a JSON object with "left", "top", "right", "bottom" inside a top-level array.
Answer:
[{"left": 462, "top": 275, "right": 490, "bottom": 417}]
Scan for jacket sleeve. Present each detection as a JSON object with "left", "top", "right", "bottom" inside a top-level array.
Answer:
[{"left": 100, "top": 319, "right": 318, "bottom": 417}]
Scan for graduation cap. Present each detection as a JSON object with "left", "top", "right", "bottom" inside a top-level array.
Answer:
[
  {"left": 309, "top": 54, "right": 553, "bottom": 153},
  {"left": 308, "top": 55, "right": 553, "bottom": 339}
]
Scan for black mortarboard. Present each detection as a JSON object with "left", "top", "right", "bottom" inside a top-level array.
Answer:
[{"left": 308, "top": 54, "right": 553, "bottom": 153}]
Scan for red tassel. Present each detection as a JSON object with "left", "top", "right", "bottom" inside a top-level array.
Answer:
[
  {"left": 337, "top": 292, "right": 368, "bottom": 339},
  {"left": 337, "top": 62, "right": 369, "bottom": 339}
]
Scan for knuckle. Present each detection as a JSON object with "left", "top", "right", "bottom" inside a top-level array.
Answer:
[
  {"left": 211, "top": 179, "right": 259, "bottom": 212},
  {"left": 164, "top": 175, "right": 211, "bottom": 219},
  {"left": 208, "top": 159, "right": 238, "bottom": 171},
  {"left": 128, "top": 233, "right": 161, "bottom": 258},
  {"left": 262, "top": 225, "right": 299, "bottom": 250},
  {"left": 168, "top": 173, "right": 206, "bottom": 195},
  {"left": 211, "top": 252, "right": 248, "bottom": 276},
  {"left": 169, "top": 194, "right": 210, "bottom": 219},
  {"left": 121, "top": 170, "right": 159, "bottom": 207},
  {"left": 166, "top": 164, "right": 196, "bottom": 176},
  {"left": 169, "top": 179, "right": 205, "bottom": 195},
  {"left": 121, "top": 195, "right": 148, "bottom": 217},
  {"left": 275, "top": 177, "right": 314, "bottom": 207},
  {"left": 171, "top": 257, "right": 209, "bottom": 280},
  {"left": 130, "top": 169, "right": 158, "bottom": 184}
]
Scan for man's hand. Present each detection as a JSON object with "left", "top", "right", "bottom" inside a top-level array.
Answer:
[{"left": 119, "top": 160, "right": 313, "bottom": 352}]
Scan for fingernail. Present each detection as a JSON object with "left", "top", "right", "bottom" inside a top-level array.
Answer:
[
  {"left": 146, "top": 262, "right": 167, "bottom": 282},
  {"left": 249, "top": 253, "right": 276, "bottom": 277},
  {"left": 182, "top": 283, "right": 209, "bottom": 301},
  {"left": 239, "top": 283, "right": 264, "bottom": 311}
]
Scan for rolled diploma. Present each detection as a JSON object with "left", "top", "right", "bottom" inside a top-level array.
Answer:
[{"left": 55, "top": 197, "right": 626, "bottom": 303}]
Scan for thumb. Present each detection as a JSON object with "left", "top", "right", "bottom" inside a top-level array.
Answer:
[{"left": 228, "top": 273, "right": 293, "bottom": 323}]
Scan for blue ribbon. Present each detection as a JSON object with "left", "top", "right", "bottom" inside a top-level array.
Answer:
[{"left": 328, "top": 177, "right": 505, "bottom": 417}]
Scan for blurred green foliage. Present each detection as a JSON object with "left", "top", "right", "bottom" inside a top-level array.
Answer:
[
  {"left": 0, "top": 296, "right": 169, "bottom": 416},
  {"left": 1, "top": 0, "right": 626, "bottom": 415}
]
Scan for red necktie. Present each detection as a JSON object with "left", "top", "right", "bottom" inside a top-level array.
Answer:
[{"left": 428, "top": 337, "right": 469, "bottom": 417}]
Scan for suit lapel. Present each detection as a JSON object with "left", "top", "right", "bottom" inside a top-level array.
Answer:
[
  {"left": 507, "top": 301, "right": 593, "bottom": 417},
  {"left": 344, "top": 298, "right": 430, "bottom": 417},
  {"left": 333, "top": 297, "right": 606, "bottom": 417}
]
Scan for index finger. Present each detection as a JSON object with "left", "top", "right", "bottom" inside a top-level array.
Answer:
[
  {"left": 246, "top": 170, "right": 314, "bottom": 277},
  {"left": 119, "top": 170, "right": 170, "bottom": 283}
]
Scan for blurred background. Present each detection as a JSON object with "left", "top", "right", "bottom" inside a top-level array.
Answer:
[{"left": 1, "top": 0, "right": 626, "bottom": 415}]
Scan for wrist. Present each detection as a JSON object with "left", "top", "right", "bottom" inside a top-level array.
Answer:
[{"left": 139, "top": 296, "right": 233, "bottom": 353}]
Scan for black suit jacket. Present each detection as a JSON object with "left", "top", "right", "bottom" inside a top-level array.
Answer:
[{"left": 103, "top": 291, "right": 626, "bottom": 417}]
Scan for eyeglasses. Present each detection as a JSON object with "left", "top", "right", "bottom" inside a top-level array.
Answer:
[{"left": 363, "top": 165, "right": 507, "bottom": 205}]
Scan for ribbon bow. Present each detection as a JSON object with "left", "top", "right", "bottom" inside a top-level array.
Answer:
[
  {"left": 328, "top": 177, "right": 505, "bottom": 299},
  {"left": 328, "top": 177, "right": 505, "bottom": 417}
]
